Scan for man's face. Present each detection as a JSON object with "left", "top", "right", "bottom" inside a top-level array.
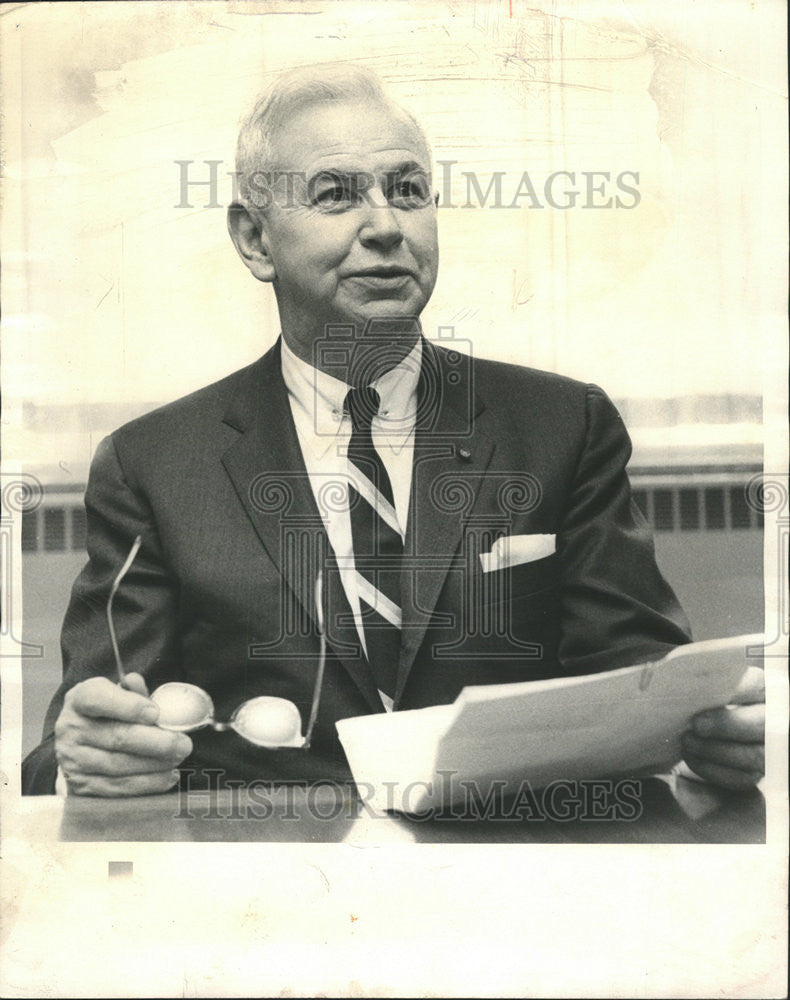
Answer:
[{"left": 255, "top": 98, "right": 439, "bottom": 362}]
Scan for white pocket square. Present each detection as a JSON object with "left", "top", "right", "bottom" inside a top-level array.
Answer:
[{"left": 479, "top": 534, "right": 556, "bottom": 573}]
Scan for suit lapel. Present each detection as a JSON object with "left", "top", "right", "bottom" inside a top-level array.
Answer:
[
  {"left": 220, "top": 340, "right": 383, "bottom": 712},
  {"left": 395, "top": 340, "right": 496, "bottom": 704}
]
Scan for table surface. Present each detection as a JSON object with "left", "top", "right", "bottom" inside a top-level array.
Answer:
[{"left": 15, "top": 773, "right": 766, "bottom": 844}]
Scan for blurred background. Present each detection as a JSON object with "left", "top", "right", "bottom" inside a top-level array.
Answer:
[{"left": 2, "top": 0, "right": 784, "bottom": 755}]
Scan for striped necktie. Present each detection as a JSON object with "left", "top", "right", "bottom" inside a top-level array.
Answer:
[{"left": 345, "top": 385, "right": 402, "bottom": 698}]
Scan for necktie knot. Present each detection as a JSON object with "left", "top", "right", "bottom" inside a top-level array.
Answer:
[{"left": 345, "top": 386, "right": 380, "bottom": 432}]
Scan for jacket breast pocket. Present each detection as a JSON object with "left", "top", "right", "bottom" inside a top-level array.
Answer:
[
  {"left": 480, "top": 553, "right": 560, "bottom": 604},
  {"left": 426, "top": 552, "right": 562, "bottom": 676}
]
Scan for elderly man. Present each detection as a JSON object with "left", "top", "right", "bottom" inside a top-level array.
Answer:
[{"left": 22, "top": 64, "right": 764, "bottom": 797}]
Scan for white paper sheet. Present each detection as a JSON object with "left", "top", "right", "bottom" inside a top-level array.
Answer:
[{"left": 336, "top": 633, "right": 763, "bottom": 813}]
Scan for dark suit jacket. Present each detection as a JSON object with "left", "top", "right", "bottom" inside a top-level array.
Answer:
[{"left": 22, "top": 338, "right": 691, "bottom": 793}]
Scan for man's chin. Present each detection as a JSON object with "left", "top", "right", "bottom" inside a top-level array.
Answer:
[{"left": 336, "top": 301, "right": 425, "bottom": 335}]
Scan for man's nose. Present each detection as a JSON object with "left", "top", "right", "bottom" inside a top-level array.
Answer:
[{"left": 358, "top": 187, "right": 403, "bottom": 249}]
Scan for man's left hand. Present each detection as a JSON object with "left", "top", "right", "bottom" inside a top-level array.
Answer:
[{"left": 681, "top": 665, "right": 765, "bottom": 790}]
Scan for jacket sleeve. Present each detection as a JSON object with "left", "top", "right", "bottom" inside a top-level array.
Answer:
[
  {"left": 21, "top": 434, "right": 181, "bottom": 794},
  {"left": 556, "top": 384, "right": 692, "bottom": 674}
]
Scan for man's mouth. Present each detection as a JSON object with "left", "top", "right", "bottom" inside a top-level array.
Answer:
[{"left": 347, "top": 267, "right": 413, "bottom": 279}]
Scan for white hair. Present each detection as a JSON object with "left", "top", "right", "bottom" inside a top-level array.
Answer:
[{"left": 234, "top": 63, "right": 430, "bottom": 207}]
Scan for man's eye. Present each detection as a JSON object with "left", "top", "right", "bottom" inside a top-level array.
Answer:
[
  {"left": 311, "top": 178, "right": 357, "bottom": 210},
  {"left": 390, "top": 175, "right": 431, "bottom": 208},
  {"left": 317, "top": 186, "right": 350, "bottom": 203}
]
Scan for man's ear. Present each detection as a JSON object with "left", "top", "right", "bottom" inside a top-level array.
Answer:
[{"left": 227, "top": 202, "right": 276, "bottom": 283}]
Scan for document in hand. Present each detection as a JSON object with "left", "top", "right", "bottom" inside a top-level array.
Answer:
[{"left": 336, "top": 634, "right": 764, "bottom": 814}]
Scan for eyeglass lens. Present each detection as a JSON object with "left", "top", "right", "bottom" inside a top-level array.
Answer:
[{"left": 151, "top": 682, "right": 307, "bottom": 748}]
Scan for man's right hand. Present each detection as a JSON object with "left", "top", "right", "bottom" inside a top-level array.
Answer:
[{"left": 54, "top": 672, "right": 193, "bottom": 796}]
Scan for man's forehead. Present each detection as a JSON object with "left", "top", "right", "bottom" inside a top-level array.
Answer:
[
  {"left": 269, "top": 98, "right": 430, "bottom": 173},
  {"left": 306, "top": 150, "right": 429, "bottom": 179}
]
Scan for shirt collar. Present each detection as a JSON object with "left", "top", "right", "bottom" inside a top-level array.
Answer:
[{"left": 281, "top": 335, "right": 422, "bottom": 455}]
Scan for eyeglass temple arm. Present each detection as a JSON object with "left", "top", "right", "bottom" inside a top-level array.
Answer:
[
  {"left": 303, "top": 570, "right": 326, "bottom": 749},
  {"left": 107, "top": 534, "right": 143, "bottom": 684}
]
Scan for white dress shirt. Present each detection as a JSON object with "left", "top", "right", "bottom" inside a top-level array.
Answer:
[{"left": 280, "top": 336, "right": 422, "bottom": 710}]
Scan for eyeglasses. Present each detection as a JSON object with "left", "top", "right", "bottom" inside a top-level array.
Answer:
[{"left": 107, "top": 535, "right": 327, "bottom": 749}]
